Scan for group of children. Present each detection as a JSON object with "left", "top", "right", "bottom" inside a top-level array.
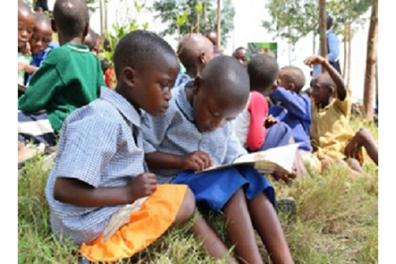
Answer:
[{"left": 17, "top": 0, "right": 378, "bottom": 263}]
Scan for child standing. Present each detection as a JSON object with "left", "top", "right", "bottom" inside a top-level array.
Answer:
[
  {"left": 270, "top": 65, "right": 312, "bottom": 152},
  {"left": 305, "top": 55, "right": 378, "bottom": 173},
  {"left": 45, "top": 30, "right": 234, "bottom": 263},
  {"left": 143, "top": 55, "right": 293, "bottom": 264},
  {"left": 18, "top": 0, "right": 104, "bottom": 161}
]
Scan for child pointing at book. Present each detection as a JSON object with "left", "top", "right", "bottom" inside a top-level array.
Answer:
[{"left": 142, "top": 55, "right": 293, "bottom": 264}]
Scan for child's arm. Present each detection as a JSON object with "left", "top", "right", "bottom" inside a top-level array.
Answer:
[
  {"left": 145, "top": 151, "right": 212, "bottom": 172},
  {"left": 246, "top": 92, "right": 268, "bottom": 151},
  {"left": 304, "top": 55, "right": 346, "bottom": 101},
  {"left": 54, "top": 172, "right": 157, "bottom": 207},
  {"left": 18, "top": 63, "right": 61, "bottom": 112},
  {"left": 270, "top": 87, "right": 310, "bottom": 120}
]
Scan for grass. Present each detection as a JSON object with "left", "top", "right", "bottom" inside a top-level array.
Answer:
[{"left": 18, "top": 119, "right": 378, "bottom": 264}]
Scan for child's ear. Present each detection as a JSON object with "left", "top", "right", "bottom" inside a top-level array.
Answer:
[
  {"left": 199, "top": 52, "right": 206, "bottom": 64},
  {"left": 290, "top": 83, "right": 296, "bottom": 91},
  {"left": 51, "top": 19, "right": 57, "bottom": 32},
  {"left": 122, "top": 67, "right": 136, "bottom": 88},
  {"left": 192, "top": 76, "right": 202, "bottom": 94}
]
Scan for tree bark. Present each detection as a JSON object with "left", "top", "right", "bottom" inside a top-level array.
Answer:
[
  {"left": 319, "top": 0, "right": 327, "bottom": 67},
  {"left": 363, "top": 0, "right": 378, "bottom": 121},
  {"left": 343, "top": 24, "right": 348, "bottom": 79},
  {"left": 346, "top": 23, "right": 352, "bottom": 88},
  {"left": 216, "top": 0, "right": 221, "bottom": 49}
]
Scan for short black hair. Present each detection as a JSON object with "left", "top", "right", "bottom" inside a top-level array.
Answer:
[
  {"left": 201, "top": 55, "right": 250, "bottom": 102},
  {"left": 247, "top": 53, "right": 279, "bottom": 92},
  {"left": 84, "top": 28, "right": 98, "bottom": 51},
  {"left": 326, "top": 13, "right": 334, "bottom": 29},
  {"left": 279, "top": 66, "right": 306, "bottom": 92},
  {"left": 113, "top": 30, "right": 177, "bottom": 79},
  {"left": 53, "top": 0, "right": 89, "bottom": 39}
]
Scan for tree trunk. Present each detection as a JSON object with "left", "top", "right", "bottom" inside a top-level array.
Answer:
[
  {"left": 319, "top": 0, "right": 327, "bottom": 67},
  {"left": 363, "top": 0, "right": 378, "bottom": 121},
  {"left": 343, "top": 24, "right": 348, "bottom": 79},
  {"left": 313, "top": 31, "right": 316, "bottom": 55},
  {"left": 346, "top": 23, "right": 352, "bottom": 88},
  {"left": 216, "top": 0, "right": 221, "bottom": 49},
  {"left": 99, "top": 0, "right": 104, "bottom": 35},
  {"left": 104, "top": 0, "right": 108, "bottom": 34}
]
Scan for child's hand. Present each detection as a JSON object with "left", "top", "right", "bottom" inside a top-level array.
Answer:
[
  {"left": 264, "top": 115, "right": 278, "bottom": 128},
  {"left": 182, "top": 151, "right": 213, "bottom": 171},
  {"left": 304, "top": 55, "right": 326, "bottom": 66},
  {"left": 125, "top": 173, "right": 157, "bottom": 202},
  {"left": 18, "top": 62, "right": 27, "bottom": 72}
]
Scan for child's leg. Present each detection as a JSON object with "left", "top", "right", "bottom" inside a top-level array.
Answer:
[
  {"left": 174, "top": 188, "right": 235, "bottom": 261},
  {"left": 223, "top": 188, "right": 263, "bottom": 264},
  {"left": 247, "top": 194, "right": 294, "bottom": 264},
  {"left": 345, "top": 128, "right": 378, "bottom": 165}
]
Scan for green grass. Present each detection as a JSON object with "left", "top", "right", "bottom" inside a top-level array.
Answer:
[{"left": 18, "top": 120, "right": 378, "bottom": 263}]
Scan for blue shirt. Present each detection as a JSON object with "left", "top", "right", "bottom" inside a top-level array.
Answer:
[
  {"left": 269, "top": 87, "right": 312, "bottom": 151},
  {"left": 313, "top": 29, "right": 340, "bottom": 76},
  {"left": 45, "top": 87, "right": 147, "bottom": 244},
  {"left": 142, "top": 84, "right": 247, "bottom": 182}
]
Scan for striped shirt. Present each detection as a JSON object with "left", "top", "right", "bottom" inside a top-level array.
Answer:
[
  {"left": 45, "top": 87, "right": 146, "bottom": 244},
  {"left": 142, "top": 84, "right": 247, "bottom": 182}
]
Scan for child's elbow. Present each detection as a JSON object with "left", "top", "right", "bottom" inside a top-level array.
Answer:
[{"left": 53, "top": 178, "right": 69, "bottom": 203}]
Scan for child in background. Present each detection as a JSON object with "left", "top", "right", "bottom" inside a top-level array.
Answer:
[
  {"left": 232, "top": 46, "right": 247, "bottom": 64},
  {"left": 269, "top": 65, "right": 312, "bottom": 152},
  {"left": 46, "top": 30, "right": 234, "bottom": 263},
  {"left": 24, "top": 12, "right": 58, "bottom": 85},
  {"left": 143, "top": 55, "right": 293, "bottom": 264},
  {"left": 174, "top": 33, "right": 215, "bottom": 88},
  {"left": 305, "top": 55, "right": 378, "bottom": 173},
  {"left": 18, "top": 0, "right": 104, "bottom": 162},
  {"left": 18, "top": 0, "right": 35, "bottom": 85}
]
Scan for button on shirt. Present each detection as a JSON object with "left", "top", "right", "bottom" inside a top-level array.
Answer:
[
  {"left": 45, "top": 87, "right": 146, "bottom": 244},
  {"left": 142, "top": 85, "right": 247, "bottom": 182}
]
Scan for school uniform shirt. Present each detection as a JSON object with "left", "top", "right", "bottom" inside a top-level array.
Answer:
[
  {"left": 310, "top": 91, "right": 355, "bottom": 160},
  {"left": 18, "top": 42, "right": 104, "bottom": 133},
  {"left": 270, "top": 87, "right": 312, "bottom": 151},
  {"left": 45, "top": 87, "right": 147, "bottom": 244},
  {"left": 18, "top": 52, "right": 31, "bottom": 85},
  {"left": 142, "top": 84, "right": 247, "bottom": 182}
]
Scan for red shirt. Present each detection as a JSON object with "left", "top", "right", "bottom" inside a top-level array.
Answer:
[{"left": 246, "top": 91, "right": 268, "bottom": 151}]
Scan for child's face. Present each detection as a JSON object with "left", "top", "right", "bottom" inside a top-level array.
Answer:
[
  {"left": 128, "top": 54, "right": 179, "bottom": 116},
  {"left": 311, "top": 76, "right": 333, "bottom": 107},
  {"left": 29, "top": 23, "right": 52, "bottom": 55},
  {"left": 192, "top": 83, "right": 245, "bottom": 133},
  {"left": 18, "top": 12, "right": 35, "bottom": 50},
  {"left": 277, "top": 71, "right": 294, "bottom": 91}
]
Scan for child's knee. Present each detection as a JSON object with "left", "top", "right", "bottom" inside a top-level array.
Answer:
[{"left": 174, "top": 187, "right": 196, "bottom": 225}]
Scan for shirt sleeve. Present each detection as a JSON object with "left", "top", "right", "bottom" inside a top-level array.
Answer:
[
  {"left": 270, "top": 87, "right": 311, "bottom": 121},
  {"left": 52, "top": 114, "right": 118, "bottom": 187},
  {"left": 18, "top": 63, "right": 63, "bottom": 112},
  {"left": 142, "top": 105, "right": 176, "bottom": 153},
  {"left": 335, "top": 90, "right": 352, "bottom": 116},
  {"left": 327, "top": 31, "right": 340, "bottom": 62},
  {"left": 246, "top": 92, "right": 267, "bottom": 151}
]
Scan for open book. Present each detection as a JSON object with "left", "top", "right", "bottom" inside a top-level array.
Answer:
[{"left": 198, "top": 143, "right": 300, "bottom": 174}]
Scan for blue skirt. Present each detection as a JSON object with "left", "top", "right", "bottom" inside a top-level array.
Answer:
[
  {"left": 171, "top": 165, "right": 275, "bottom": 212},
  {"left": 260, "top": 121, "right": 293, "bottom": 150}
]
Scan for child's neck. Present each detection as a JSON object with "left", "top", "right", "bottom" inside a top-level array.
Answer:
[
  {"left": 59, "top": 35, "right": 84, "bottom": 46},
  {"left": 115, "top": 84, "right": 141, "bottom": 114}
]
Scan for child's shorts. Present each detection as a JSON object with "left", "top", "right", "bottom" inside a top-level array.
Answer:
[
  {"left": 80, "top": 184, "right": 188, "bottom": 262},
  {"left": 172, "top": 165, "right": 275, "bottom": 212},
  {"left": 18, "top": 110, "right": 57, "bottom": 146}
]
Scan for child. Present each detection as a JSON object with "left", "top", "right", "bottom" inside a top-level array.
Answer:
[
  {"left": 269, "top": 65, "right": 312, "bottom": 152},
  {"left": 232, "top": 46, "right": 247, "bottom": 64},
  {"left": 18, "top": 0, "right": 35, "bottom": 85},
  {"left": 174, "top": 33, "right": 215, "bottom": 88},
  {"left": 305, "top": 55, "right": 378, "bottom": 172},
  {"left": 143, "top": 55, "right": 294, "bottom": 264},
  {"left": 45, "top": 30, "right": 234, "bottom": 263},
  {"left": 18, "top": 0, "right": 104, "bottom": 161},
  {"left": 24, "top": 12, "right": 58, "bottom": 85}
]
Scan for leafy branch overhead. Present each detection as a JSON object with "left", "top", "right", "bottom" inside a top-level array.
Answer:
[
  {"left": 153, "top": 0, "right": 235, "bottom": 45},
  {"left": 262, "top": 0, "right": 372, "bottom": 44}
]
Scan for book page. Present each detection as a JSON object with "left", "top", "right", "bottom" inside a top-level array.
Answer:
[{"left": 198, "top": 143, "right": 299, "bottom": 174}]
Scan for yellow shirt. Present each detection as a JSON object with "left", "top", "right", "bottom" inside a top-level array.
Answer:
[{"left": 310, "top": 92, "right": 355, "bottom": 160}]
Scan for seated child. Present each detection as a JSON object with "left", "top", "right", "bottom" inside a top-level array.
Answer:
[
  {"left": 18, "top": 0, "right": 104, "bottom": 161},
  {"left": 143, "top": 55, "right": 293, "bottom": 264},
  {"left": 305, "top": 55, "right": 378, "bottom": 173},
  {"left": 232, "top": 46, "right": 247, "bottom": 64},
  {"left": 174, "top": 33, "right": 215, "bottom": 88},
  {"left": 18, "top": 0, "right": 35, "bottom": 85},
  {"left": 45, "top": 30, "right": 234, "bottom": 263},
  {"left": 269, "top": 65, "right": 312, "bottom": 152},
  {"left": 83, "top": 28, "right": 101, "bottom": 54},
  {"left": 24, "top": 12, "right": 58, "bottom": 85}
]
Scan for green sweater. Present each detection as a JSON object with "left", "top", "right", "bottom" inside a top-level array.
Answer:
[{"left": 18, "top": 43, "right": 104, "bottom": 133}]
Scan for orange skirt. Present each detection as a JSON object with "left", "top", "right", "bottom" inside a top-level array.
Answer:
[{"left": 80, "top": 184, "right": 187, "bottom": 262}]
